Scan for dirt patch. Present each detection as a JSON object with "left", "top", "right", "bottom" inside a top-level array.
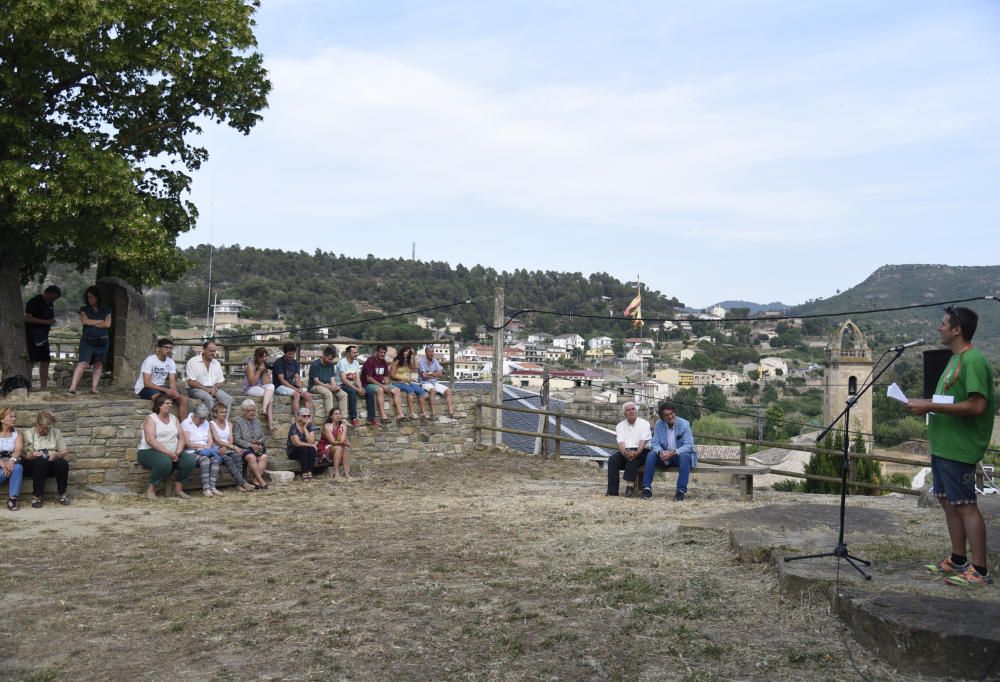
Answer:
[{"left": 0, "top": 453, "right": 941, "bottom": 680}]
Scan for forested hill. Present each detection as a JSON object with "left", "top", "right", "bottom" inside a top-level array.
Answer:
[
  {"left": 791, "top": 264, "right": 1000, "bottom": 356},
  {"left": 98, "top": 245, "right": 683, "bottom": 338}
]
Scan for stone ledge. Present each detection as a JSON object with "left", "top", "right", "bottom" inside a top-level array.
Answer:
[
  {"left": 2, "top": 389, "right": 484, "bottom": 491},
  {"left": 832, "top": 587, "right": 1000, "bottom": 679}
]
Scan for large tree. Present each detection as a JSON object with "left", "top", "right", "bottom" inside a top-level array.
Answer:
[{"left": 0, "top": 0, "right": 270, "bottom": 378}]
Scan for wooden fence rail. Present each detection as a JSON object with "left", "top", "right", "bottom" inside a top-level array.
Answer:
[{"left": 475, "top": 399, "right": 927, "bottom": 497}]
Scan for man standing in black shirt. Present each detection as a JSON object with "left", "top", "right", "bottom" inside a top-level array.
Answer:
[{"left": 24, "top": 285, "right": 61, "bottom": 390}]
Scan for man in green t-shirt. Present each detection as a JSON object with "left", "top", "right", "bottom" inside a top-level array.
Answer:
[
  {"left": 907, "top": 306, "right": 996, "bottom": 586},
  {"left": 309, "top": 346, "right": 348, "bottom": 418}
]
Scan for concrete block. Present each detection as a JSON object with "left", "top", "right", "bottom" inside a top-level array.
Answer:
[{"left": 267, "top": 470, "right": 294, "bottom": 484}]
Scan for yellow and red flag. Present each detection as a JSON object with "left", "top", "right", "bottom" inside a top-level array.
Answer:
[{"left": 624, "top": 293, "right": 644, "bottom": 329}]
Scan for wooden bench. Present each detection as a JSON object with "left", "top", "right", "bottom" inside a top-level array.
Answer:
[{"left": 637, "top": 462, "right": 770, "bottom": 501}]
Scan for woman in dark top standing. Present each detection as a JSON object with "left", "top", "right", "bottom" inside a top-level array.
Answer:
[{"left": 68, "top": 286, "right": 112, "bottom": 395}]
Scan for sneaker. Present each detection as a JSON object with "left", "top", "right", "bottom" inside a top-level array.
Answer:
[
  {"left": 366, "top": 418, "right": 381, "bottom": 427},
  {"left": 351, "top": 418, "right": 361, "bottom": 427},
  {"left": 211, "top": 488, "right": 224, "bottom": 497},
  {"left": 925, "top": 555, "right": 968, "bottom": 575},
  {"left": 640, "top": 487, "right": 652, "bottom": 499},
  {"left": 605, "top": 491, "right": 619, "bottom": 497},
  {"left": 624, "top": 485, "right": 636, "bottom": 498},
  {"left": 203, "top": 489, "right": 213, "bottom": 497},
  {"left": 673, "top": 491, "right": 686, "bottom": 502},
  {"left": 945, "top": 565, "right": 993, "bottom": 586},
  {"left": 31, "top": 498, "right": 43, "bottom": 509}
]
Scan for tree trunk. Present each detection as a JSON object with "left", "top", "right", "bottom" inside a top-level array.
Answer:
[{"left": 0, "top": 248, "right": 30, "bottom": 380}]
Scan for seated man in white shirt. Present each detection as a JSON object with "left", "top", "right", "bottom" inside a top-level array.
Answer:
[
  {"left": 134, "top": 337, "right": 189, "bottom": 420},
  {"left": 186, "top": 339, "right": 233, "bottom": 416},
  {"left": 607, "top": 401, "right": 651, "bottom": 497}
]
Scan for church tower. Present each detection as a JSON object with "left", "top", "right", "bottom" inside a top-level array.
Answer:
[{"left": 822, "top": 320, "right": 874, "bottom": 449}]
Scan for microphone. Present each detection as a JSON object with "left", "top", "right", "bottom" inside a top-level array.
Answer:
[{"left": 890, "top": 338, "right": 924, "bottom": 351}]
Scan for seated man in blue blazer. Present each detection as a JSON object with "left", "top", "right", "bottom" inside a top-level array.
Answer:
[{"left": 641, "top": 401, "right": 697, "bottom": 501}]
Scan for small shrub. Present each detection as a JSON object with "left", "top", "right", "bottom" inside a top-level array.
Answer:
[
  {"left": 886, "top": 473, "right": 911, "bottom": 489},
  {"left": 772, "top": 479, "right": 805, "bottom": 492}
]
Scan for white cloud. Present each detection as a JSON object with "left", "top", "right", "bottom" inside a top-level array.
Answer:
[{"left": 185, "top": 4, "right": 1000, "bottom": 305}]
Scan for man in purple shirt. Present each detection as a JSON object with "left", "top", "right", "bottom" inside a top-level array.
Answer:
[{"left": 361, "top": 344, "right": 404, "bottom": 426}]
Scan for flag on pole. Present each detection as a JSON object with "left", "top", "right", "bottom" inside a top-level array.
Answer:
[{"left": 624, "top": 293, "right": 644, "bottom": 329}]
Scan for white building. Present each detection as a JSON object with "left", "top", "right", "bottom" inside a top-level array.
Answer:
[
  {"left": 759, "top": 356, "right": 789, "bottom": 378},
  {"left": 553, "top": 333, "right": 585, "bottom": 350}
]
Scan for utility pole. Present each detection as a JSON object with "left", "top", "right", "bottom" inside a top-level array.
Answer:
[
  {"left": 534, "top": 367, "right": 550, "bottom": 457},
  {"left": 492, "top": 286, "right": 504, "bottom": 446}
]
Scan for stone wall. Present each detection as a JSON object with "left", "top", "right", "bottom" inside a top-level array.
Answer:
[{"left": 0, "top": 387, "right": 488, "bottom": 495}]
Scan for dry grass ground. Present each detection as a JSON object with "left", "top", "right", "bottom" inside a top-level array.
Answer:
[{"left": 0, "top": 452, "right": 945, "bottom": 681}]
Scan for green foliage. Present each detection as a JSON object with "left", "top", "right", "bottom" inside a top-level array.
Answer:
[
  {"left": 873, "top": 417, "right": 927, "bottom": 448},
  {"left": 682, "top": 353, "right": 715, "bottom": 371},
  {"left": 851, "top": 435, "right": 882, "bottom": 496},
  {"left": 886, "top": 472, "right": 911, "bottom": 489},
  {"left": 761, "top": 385, "right": 779, "bottom": 404},
  {"left": 734, "top": 381, "right": 758, "bottom": 399},
  {"left": 691, "top": 414, "right": 740, "bottom": 445},
  {"left": 772, "top": 479, "right": 805, "bottom": 492},
  {"left": 763, "top": 404, "right": 784, "bottom": 441},
  {"left": 768, "top": 326, "right": 805, "bottom": 350},
  {"left": 0, "top": 0, "right": 270, "bottom": 375},
  {"left": 701, "top": 384, "right": 728, "bottom": 413},
  {"left": 804, "top": 431, "right": 881, "bottom": 495},
  {"left": 803, "top": 449, "right": 841, "bottom": 494},
  {"left": 672, "top": 388, "right": 702, "bottom": 421}
]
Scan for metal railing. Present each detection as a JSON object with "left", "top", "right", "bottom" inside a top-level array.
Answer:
[{"left": 474, "top": 399, "right": 925, "bottom": 496}]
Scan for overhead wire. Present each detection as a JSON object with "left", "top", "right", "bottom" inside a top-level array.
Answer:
[{"left": 476, "top": 295, "right": 997, "bottom": 330}]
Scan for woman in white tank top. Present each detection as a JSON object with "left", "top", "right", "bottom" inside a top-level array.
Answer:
[{"left": 210, "top": 403, "right": 254, "bottom": 492}]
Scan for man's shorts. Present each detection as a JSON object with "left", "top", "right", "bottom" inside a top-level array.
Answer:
[
  {"left": 27, "top": 339, "right": 51, "bottom": 362},
  {"left": 931, "top": 455, "right": 977, "bottom": 505},
  {"left": 137, "top": 387, "right": 164, "bottom": 400},
  {"left": 274, "top": 385, "right": 298, "bottom": 397},
  {"left": 421, "top": 382, "right": 449, "bottom": 395}
]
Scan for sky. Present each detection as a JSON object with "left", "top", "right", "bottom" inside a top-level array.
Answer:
[{"left": 181, "top": 0, "right": 1000, "bottom": 309}]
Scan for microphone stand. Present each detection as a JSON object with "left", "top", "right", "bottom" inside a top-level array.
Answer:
[{"left": 783, "top": 345, "right": 910, "bottom": 580}]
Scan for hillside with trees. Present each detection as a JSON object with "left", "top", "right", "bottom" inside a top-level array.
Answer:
[
  {"left": 792, "top": 264, "right": 1000, "bottom": 357},
  {"left": 30, "top": 245, "right": 684, "bottom": 341}
]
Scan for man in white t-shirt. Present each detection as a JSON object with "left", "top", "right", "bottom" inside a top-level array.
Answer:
[
  {"left": 186, "top": 339, "right": 233, "bottom": 415},
  {"left": 418, "top": 346, "right": 456, "bottom": 420},
  {"left": 134, "top": 337, "right": 189, "bottom": 419},
  {"left": 336, "top": 345, "right": 365, "bottom": 427},
  {"left": 607, "top": 401, "right": 651, "bottom": 497}
]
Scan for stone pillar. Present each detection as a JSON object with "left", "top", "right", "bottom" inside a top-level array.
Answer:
[{"left": 96, "top": 277, "right": 155, "bottom": 390}]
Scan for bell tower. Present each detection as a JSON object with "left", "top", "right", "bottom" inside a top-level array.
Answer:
[{"left": 823, "top": 320, "right": 873, "bottom": 449}]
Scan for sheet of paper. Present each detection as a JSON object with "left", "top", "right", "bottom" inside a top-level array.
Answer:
[
  {"left": 886, "top": 383, "right": 908, "bottom": 404},
  {"left": 926, "top": 393, "right": 955, "bottom": 423}
]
